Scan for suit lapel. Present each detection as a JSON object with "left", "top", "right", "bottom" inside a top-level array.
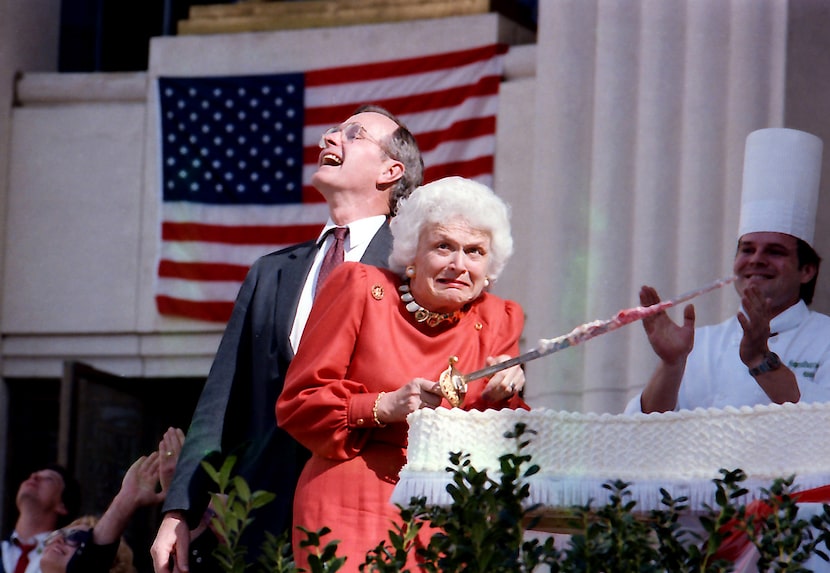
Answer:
[
  {"left": 360, "top": 221, "right": 393, "bottom": 269},
  {"left": 273, "top": 241, "right": 318, "bottom": 347},
  {"left": 270, "top": 223, "right": 391, "bottom": 358}
]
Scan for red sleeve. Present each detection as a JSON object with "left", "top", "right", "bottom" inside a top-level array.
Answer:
[
  {"left": 276, "top": 263, "right": 383, "bottom": 460},
  {"left": 460, "top": 298, "right": 530, "bottom": 411}
]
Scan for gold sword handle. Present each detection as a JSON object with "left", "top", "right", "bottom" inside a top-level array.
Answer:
[{"left": 438, "top": 356, "right": 466, "bottom": 407}]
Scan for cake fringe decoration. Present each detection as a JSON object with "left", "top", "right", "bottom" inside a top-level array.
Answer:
[{"left": 391, "top": 472, "right": 830, "bottom": 515}]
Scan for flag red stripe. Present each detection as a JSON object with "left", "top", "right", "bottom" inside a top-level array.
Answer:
[
  {"left": 158, "top": 260, "right": 251, "bottom": 282},
  {"left": 162, "top": 222, "right": 321, "bottom": 245},
  {"left": 304, "top": 76, "right": 501, "bottom": 127},
  {"left": 156, "top": 295, "right": 235, "bottom": 323},
  {"left": 371, "top": 77, "right": 501, "bottom": 118},
  {"left": 411, "top": 117, "right": 497, "bottom": 154},
  {"left": 304, "top": 44, "right": 506, "bottom": 87},
  {"left": 424, "top": 156, "right": 495, "bottom": 182}
]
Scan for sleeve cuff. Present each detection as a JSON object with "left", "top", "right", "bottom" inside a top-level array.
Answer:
[{"left": 349, "top": 392, "right": 382, "bottom": 428}]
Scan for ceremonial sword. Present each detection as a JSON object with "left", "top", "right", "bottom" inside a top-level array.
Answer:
[{"left": 438, "top": 275, "right": 736, "bottom": 406}]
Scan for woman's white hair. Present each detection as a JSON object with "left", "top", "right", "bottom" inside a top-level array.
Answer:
[{"left": 389, "top": 176, "right": 513, "bottom": 281}]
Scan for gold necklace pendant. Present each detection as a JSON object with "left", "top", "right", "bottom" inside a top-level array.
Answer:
[{"left": 399, "top": 283, "right": 461, "bottom": 327}]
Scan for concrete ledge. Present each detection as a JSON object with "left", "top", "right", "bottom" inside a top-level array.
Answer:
[
  {"left": 14, "top": 72, "right": 147, "bottom": 105},
  {"left": 1, "top": 332, "right": 220, "bottom": 378},
  {"left": 13, "top": 43, "right": 535, "bottom": 107}
]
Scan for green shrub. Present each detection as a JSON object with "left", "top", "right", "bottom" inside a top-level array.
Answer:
[{"left": 203, "top": 424, "right": 830, "bottom": 572}]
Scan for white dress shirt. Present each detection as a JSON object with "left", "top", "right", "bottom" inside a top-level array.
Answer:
[
  {"left": 2, "top": 531, "right": 51, "bottom": 573},
  {"left": 289, "top": 215, "right": 386, "bottom": 353}
]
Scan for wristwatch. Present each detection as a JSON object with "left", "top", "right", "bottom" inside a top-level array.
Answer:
[{"left": 748, "top": 351, "right": 782, "bottom": 377}]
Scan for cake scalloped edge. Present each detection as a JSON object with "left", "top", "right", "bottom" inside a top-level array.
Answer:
[{"left": 395, "top": 401, "right": 830, "bottom": 512}]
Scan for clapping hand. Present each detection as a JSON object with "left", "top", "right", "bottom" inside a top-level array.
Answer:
[{"left": 640, "top": 285, "right": 695, "bottom": 365}]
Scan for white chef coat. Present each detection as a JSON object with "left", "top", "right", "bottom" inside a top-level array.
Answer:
[{"left": 626, "top": 300, "right": 830, "bottom": 413}]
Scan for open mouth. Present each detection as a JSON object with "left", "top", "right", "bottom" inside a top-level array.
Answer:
[
  {"left": 320, "top": 153, "right": 342, "bottom": 167},
  {"left": 744, "top": 273, "right": 773, "bottom": 281},
  {"left": 438, "top": 278, "right": 469, "bottom": 288}
]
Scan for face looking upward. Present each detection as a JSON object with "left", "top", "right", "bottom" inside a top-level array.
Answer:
[
  {"left": 409, "top": 220, "right": 492, "bottom": 314},
  {"left": 39, "top": 527, "right": 92, "bottom": 573},
  {"left": 311, "top": 111, "right": 403, "bottom": 201},
  {"left": 733, "top": 231, "right": 817, "bottom": 317},
  {"left": 16, "top": 469, "right": 67, "bottom": 518}
]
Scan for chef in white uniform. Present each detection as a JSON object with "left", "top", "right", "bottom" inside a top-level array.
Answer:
[
  {"left": 626, "top": 127, "right": 830, "bottom": 415},
  {"left": 626, "top": 127, "right": 830, "bottom": 572}
]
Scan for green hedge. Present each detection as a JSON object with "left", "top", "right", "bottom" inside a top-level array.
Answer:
[{"left": 204, "top": 423, "right": 830, "bottom": 572}]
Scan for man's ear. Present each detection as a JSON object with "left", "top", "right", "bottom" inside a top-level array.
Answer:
[
  {"left": 800, "top": 262, "right": 818, "bottom": 285},
  {"left": 377, "top": 159, "right": 404, "bottom": 189}
]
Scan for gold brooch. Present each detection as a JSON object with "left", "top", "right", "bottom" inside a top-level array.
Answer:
[{"left": 371, "top": 285, "right": 384, "bottom": 300}]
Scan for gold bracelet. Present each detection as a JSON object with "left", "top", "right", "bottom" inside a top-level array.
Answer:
[{"left": 373, "top": 392, "right": 387, "bottom": 427}]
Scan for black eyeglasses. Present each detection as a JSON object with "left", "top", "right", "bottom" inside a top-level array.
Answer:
[
  {"left": 318, "top": 122, "right": 395, "bottom": 158},
  {"left": 44, "top": 528, "right": 91, "bottom": 548}
]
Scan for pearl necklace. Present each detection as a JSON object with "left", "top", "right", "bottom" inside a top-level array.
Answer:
[{"left": 398, "top": 283, "right": 464, "bottom": 327}]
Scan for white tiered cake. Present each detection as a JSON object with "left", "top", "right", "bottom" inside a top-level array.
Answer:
[{"left": 392, "top": 402, "right": 830, "bottom": 512}]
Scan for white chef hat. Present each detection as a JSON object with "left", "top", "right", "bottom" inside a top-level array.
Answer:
[{"left": 738, "top": 127, "right": 823, "bottom": 248}]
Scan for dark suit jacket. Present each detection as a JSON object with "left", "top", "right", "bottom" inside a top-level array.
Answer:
[{"left": 163, "top": 222, "right": 393, "bottom": 553}]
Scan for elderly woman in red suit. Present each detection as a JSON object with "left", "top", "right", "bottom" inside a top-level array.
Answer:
[{"left": 276, "top": 176, "right": 528, "bottom": 571}]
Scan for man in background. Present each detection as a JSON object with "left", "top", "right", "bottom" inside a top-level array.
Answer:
[{"left": 2, "top": 464, "right": 81, "bottom": 573}]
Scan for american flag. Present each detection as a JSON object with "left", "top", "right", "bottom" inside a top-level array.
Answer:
[{"left": 156, "top": 43, "right": 507, "bottom": 322}]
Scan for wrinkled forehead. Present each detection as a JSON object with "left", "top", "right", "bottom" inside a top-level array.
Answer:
[{"left": 422, "top": 219, "right": 492, "bottom": 243}]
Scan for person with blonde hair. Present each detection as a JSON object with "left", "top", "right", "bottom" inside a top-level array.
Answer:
[
  {"left": 40, "top": 515, "right": 137, "bottom": 573},
  {"left": 39, "top": 454, "right": 163, "bottom": 573}
]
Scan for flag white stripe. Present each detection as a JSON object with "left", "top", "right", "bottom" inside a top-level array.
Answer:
[
  {"left": 156, "top": 277, "right": 244, "bottom": 302},
  {"left": 399, "top": 95, "right": 500, "bottom": 134},
  {"left": 160, "top": 241, "right": 297, "bottom": 266},
  {"left": 162, "top": 201, "right": 329, "bottom": 226},
  {"left": 421, "top": 134, "right": 497, "bottom": 167}
]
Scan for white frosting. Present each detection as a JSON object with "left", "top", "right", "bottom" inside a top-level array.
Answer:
[{"left": 394, "top": 402, "right": 830, "bottom": 511}]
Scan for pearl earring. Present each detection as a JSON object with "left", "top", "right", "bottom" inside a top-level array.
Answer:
[
  {"left": 406, "top": 266, "right": 415, "bottom": 278},
  {"left": 484, "top": 277, "right": 490, "bottom": 287}
]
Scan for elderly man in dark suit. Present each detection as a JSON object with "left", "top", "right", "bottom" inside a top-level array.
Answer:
[{"left": 151, "top": 104, "right": 423, "bottom": 573}]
